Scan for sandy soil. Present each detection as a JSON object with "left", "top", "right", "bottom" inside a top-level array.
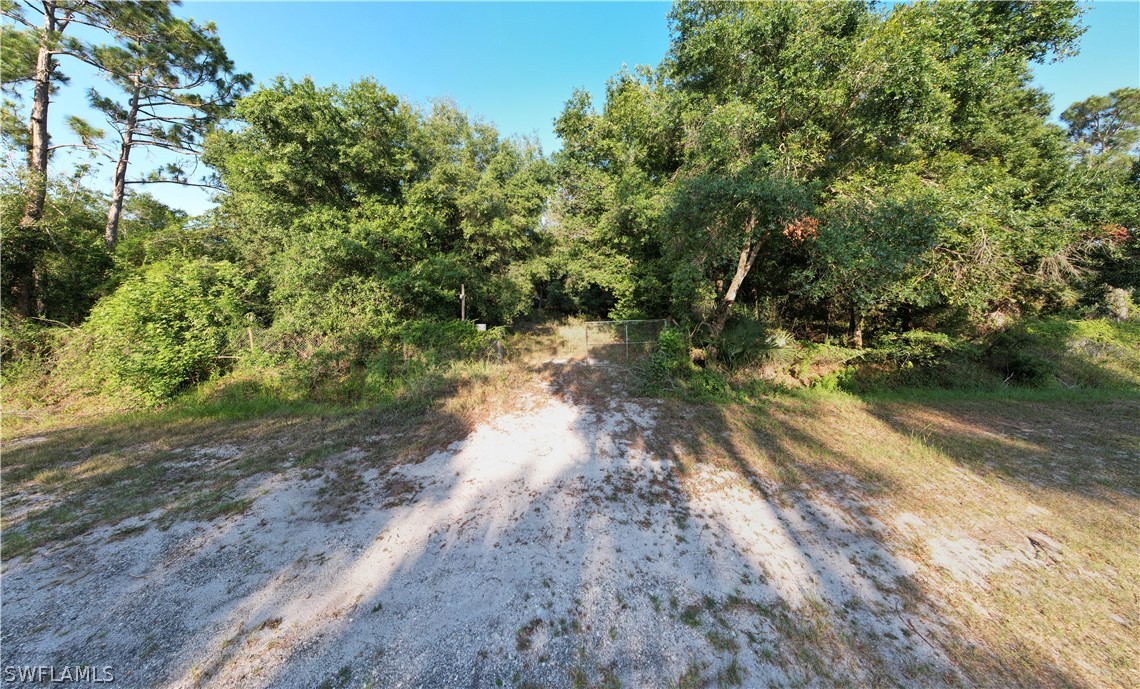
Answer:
[{"left": 2, "top": 363, "right": 967, "bottom": 688}]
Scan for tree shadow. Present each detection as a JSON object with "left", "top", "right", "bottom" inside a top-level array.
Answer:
[
  {"left": 663, "top": 388, "right": 1124, "bottom": 689},
  {"left": 1, "top": 363, "right": 1108, "bottom": 688},
  {"left": 862, "top": 394, "right": 1140, "bottom": 507}
]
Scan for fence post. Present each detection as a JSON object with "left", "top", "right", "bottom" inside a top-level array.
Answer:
[
  {"left": 585, "top": 323, "right": 589, "bottom": 359},
  {"left": 624, "top": 323, "right": 629, "bottom": 361}
]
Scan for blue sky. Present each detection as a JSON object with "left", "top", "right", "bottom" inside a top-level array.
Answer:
[{"left": 26, "top": 1, "right": 1140, "bottom": 215}]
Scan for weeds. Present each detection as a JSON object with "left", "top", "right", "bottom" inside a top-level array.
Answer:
[{"left": 516, "top": 618, "right": 543, "bottom": 652}]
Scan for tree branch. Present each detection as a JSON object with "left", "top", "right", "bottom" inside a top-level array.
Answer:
[
  {"left": 125, "top": 178, "right": 225, "bottom": 191},
  {"left": 47, "top": 142, "right": 115, "bottom": 160}
]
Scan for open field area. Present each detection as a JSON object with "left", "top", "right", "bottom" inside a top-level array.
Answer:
[
  {"left": 2, "top": 1, "right": 1138, "bottom": 687},
  {"left": 2, "top": 356, "right": 1136, "bottom": 689}
]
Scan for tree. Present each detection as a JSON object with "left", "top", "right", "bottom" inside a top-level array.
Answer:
[
  {"left": 805, "top": 180, "right": 942, "bottom": 347},
  {"left": 2, "top": 0, "right": 85, "bottom": 315},
  {"left": 0, "top": 0, "right": 205, "bottom": 312},
  {"left": 204, "top": 78, "right": 551, "bottom": 359},
  {"left": 665, "top": 0, "right": 880, "bottom": 338},
  {"left": 550, "top": 0, "right": 1087, "bottom": 343},
  {"left": 84, "top": 9, "right": 250, "bottom": 247},
  {"left": 549, "top": 69, "right": 678, "bottom": 318},
  {"left": 1062, "top": 88, "right": 1140, "bottom": 166},
  {"left": 0, "top": 166, "right": 112, "bottom": 324},
  {"left": 1, "top": 21, "right": 41, "bottom": 149}
]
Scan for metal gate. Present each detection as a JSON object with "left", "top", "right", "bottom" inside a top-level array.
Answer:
[{"left": 584, "top": 319, "right": 667, "bottom": 362}]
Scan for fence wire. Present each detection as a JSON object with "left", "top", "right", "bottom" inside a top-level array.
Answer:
[{"left": 584, "top": 319, "right": 667, "bottom": 362}]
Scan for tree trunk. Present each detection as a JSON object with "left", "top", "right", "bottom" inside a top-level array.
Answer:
[
  {"left": 848, "top": 305, "right": 863, "bottom": 349},
  {"left": 11, "top": 268, "right": 33, "bottom": 317},
  {"left": 104, "top": 87, "right": 139, "bottom": 249},
  {"left": 710, "top": 213, "right": 765, "bottom": 341},
  {"left": 13, "top": 11, "right": 59, "bottom": 315}
]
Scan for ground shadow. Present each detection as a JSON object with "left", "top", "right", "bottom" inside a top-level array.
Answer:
[{"left": 1, "top": 361, "right": 1114, "bottom": 688}]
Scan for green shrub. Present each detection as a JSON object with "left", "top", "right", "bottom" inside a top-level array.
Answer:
[
  {"left": 399, "top": 319, "right": 506, "bottom": 359},
  {"left": 686, "top": 368, "right": 731, "bottom": 399},
  {"left": 987, "top": 317, "right": 1140, "bottom": 388},
  {"left": 0, "top": 312, "right": 54, "bottom": 382},
  {"left": 85, "top": 259, "right": 253, "bottom": 404},
  {"left": 656, "top": 326, "right": 690, "bottom": 372},
  {"left": 874, "top": 330, "right": 959, "bottom": 367},
  {"left": 793, "top": 343, "right": 863, "bottom": 380},
  {"left": 636, "top": 326, "right": 733, "bottom": 400},
  {"left": 985, "top": 329, "right": 1058, "bottom": 386},
  {"left": 634, "top": 327, "right": 691, "bottom": 391},
  {"left": 716, "top": 316, "right": 769, "bottom": 368}
]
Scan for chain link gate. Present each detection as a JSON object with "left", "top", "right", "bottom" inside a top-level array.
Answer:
[{"left": 583, "top": 319, "right": 668, "bottom": 363}]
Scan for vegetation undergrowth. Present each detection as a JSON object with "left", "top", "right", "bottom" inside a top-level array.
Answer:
[{"left": 635, "top": 313, "right": 1139, "bottom": 407}]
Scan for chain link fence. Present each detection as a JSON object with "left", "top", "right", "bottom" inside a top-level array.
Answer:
[{"left": 584, "top": 319, "right": 668, "bottom": 363}]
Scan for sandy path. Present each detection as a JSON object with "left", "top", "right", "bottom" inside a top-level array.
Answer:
[{"left": 0, "top": 364, "right": 958, "bottom": 688}]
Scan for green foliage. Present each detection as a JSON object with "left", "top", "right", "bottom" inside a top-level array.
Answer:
[
  {"left": 637, "top": 326, "right": 733, "bottom": 401},
  {"left": 82, "top": 3, "right": 251, "bottom": 243},
  {"left": 85, "top": 259, "right": 253, "bottom": 403},
  {"left": 399, "top": 319, "right": 505, "bottom": 358},
  {"left": 635, "top": 326, "right": 692, "bottom": 393},
  {"left": 986, "top": 317, "right": 1140, "bottom": 389},
  {"left": 985, "top": 330, "right": 1060, "bottom": 386},
  {"left": 874, "top": 331, "right": 974, "bottom": 369},
  {"left": 7, "top": 0, "right": 1137, "bottom": 412},
  {"left": 0, "top": 177, "right": 113, "bottom": 324},
  {"left": 0, "top": 312, "right": 55, "bottom": 385},
  {"left": 656, "top": 326, "right": 688, "bottom": 366},
  {"left": 206, "top": 78, "right": 550, "bottom": 367},
  {"left": 805, "top": 182, "right": 942, "bottom": 324},
  {"left": 1062, "top": 88, "right": 1140, "bottom": 166},
  {"left": 550, "top": 0, "right": 1096, "bottom": 340},
  {"left": 715, "top": 315, "right": 772, "bottom": 369}
]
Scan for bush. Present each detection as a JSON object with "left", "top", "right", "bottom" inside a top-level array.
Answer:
[
  {"left": 636, "top": 326, "right": 733, "bottom": 400},
  {"left": 874, "top": 330, "right": 959, "bottom": 367},
  {"left": 399, "top": 319, "right": 506, "bottom": 359},
  {"left": 838, "top": 330, "right": 987, "bottom": 391},
  {"left": 655, "top": 326, "right": 690, "bottom": 372},
  {"left": 0, "top": 312, "right": 54, "bottom": 381},
  {"left": 984, "top": 329, "right": 1059, "bottom": 386},
  {"left": 715, "top": 316, "right": 769, "bottom": 368},
  {"left": 992, "top": 317, "right": 1140, "bottom": 388},
  {"left": 85, "top": 259, "right": 253, "bottom": 404}
]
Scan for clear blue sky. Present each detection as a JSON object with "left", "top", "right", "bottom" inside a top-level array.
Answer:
[{"left": 30, "top": 1, "right": 1140, "bottom": 215}]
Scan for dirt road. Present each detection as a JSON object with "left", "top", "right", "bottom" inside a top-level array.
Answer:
[{"left": 3, "top": 363, "right": 965, "bottom": 688}]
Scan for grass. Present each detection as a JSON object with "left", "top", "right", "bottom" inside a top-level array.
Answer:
[
  {"left": 670, "top": 659, "right": 707, "bottom": 689},
  {"left": 516, "top": 617, "right": 543, "bottom": 652},
  {"left": 0, "top": 356, "right": 534, "bottom": 560},
  {"left": 679, "top": 603, "right": 703, "bottom": 628},
  {"left": 653, "top": 383, "right": 1139, "bottom": 689},
  {"left": 2, "top": 319, "right": 1136, "bottom": 687}
]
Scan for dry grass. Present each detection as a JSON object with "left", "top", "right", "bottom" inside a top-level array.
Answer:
[
  {"left": 509, "top": 317, "right": 661, "bottom": 366},
  {"left": 2, "top": 322, "right": 1135, "bottom": 687},
  {"left": 654, "top": 389, "right": 1139, "bottom": 689},
  {"left": 0, "top": 357, "right": 545, "bottom": 560},
  {"left": 510, "top": 317, "right": 591, "bottom": 363}
]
